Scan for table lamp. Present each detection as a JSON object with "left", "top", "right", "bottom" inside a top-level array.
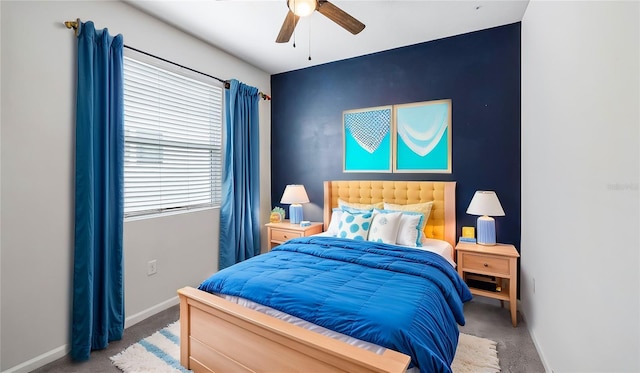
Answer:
[
  {"left": 280, "top": 184, "right": 310, "bottom": 224},
  {"left": 466, "top": 191, "right": 505, "bottom": 245}
]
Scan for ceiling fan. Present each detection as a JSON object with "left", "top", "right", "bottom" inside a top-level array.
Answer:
[{"left": 276, "top": 0, "right": 365, "bottom": 43}]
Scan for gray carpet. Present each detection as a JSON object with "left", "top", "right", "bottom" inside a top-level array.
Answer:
[
  {"left": 31, "top": 299, "right": 545, "bottom": 372},
  {"left": 459, "top": 300, "right": 546, "bottom": 373}
]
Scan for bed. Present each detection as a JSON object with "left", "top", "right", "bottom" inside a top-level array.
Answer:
[{"left": 178, "top": 180, "right": 470, "bottom": 373}]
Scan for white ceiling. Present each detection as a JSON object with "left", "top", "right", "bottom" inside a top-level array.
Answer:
[{"left": 124, "top": 0, "right": 530, "bottom": 75}]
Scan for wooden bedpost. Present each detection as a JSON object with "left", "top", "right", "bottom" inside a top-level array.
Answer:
[
  {"left": 323, "top": 181, "right": 331, "bottom": 232},
  {"left": 178, "top": 288, "right": 191, "bottom": 369},
  {"left": 443, "top": 181, "right": 457, "bottom": 249}
]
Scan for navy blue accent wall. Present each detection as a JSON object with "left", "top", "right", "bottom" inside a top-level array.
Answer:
[{"left": 271, "top": 23, "right": 521, "bottom": 250}]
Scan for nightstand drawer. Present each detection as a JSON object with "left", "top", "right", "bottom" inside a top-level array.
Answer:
[
  {"left": 271, "top": 229, "right": 303, "bottom": 242},
  {"left": 462, "top": 253, "right": 510, "bottom": 276},
  {"left": 266, "top": 221, "right": 323, "bottom": 251}
]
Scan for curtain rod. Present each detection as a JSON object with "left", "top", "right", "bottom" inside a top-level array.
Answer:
[{"left": 64, "top": 19, "right": 271, "bottom": 101}]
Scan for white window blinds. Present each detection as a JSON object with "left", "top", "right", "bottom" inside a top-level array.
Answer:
[{"left": 123, "top": 55, "right": 223, "bottom": 218}]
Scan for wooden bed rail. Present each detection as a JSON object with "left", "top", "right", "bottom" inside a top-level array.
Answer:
[{"left": 178, "top": 286, "right": 411, "bottom": 373}]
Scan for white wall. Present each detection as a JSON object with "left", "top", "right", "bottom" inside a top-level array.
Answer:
[
  {"left": 0, "top": 1, "right": 271, "bottom": 371},
  {"left": 521, "top": 1, "right": 639, "bottom": 372},
  {"left": 0, "top": 1, "right": 3, "bottom": 365}
]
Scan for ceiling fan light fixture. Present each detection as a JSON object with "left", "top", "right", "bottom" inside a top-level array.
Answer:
[
  {"left": 276, "top": 0, "right": 364, "bottom": 44},
  {"left": 288, "top": 0, "right": 316, "bottom": 17}
]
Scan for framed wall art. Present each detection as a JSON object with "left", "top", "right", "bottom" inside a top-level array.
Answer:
[
  {"left": 393, "top": 99, "right": 452, "bottom": 173},
  {"left": 343, "top": 105, "right": 392, "bottom": 173}
]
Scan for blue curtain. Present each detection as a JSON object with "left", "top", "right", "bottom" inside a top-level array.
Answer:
[
  {"left": 71, "top": 21, "right": 125, "bottom": 361},
  {"left": 219, "top": 79, "right": 261, "bottom": 269}
]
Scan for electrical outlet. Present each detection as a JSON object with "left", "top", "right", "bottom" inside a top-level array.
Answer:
[
  {"left": 147, "top": 260, "right": 157, "bottom": 276},
  {"left": 533, "top": 277, "right": 536, "bottom": 294}
]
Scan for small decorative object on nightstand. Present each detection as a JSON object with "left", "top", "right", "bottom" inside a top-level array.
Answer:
[
  {"left": 456, "top": 241, "right": 520, "bottom": 327},
  {"left": 270, "top": 207, "right": 285, "bottom": 223},
  {"left": 266, "top": 220, "right": 323, "bottom": 251},
  {"left": 461, "top": 226, "right": 475, "bottom": 238},
  {"left": 269, "top": 211, "right": 282, "bottom": 223}
]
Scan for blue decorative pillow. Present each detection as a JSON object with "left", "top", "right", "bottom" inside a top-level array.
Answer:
[{"left": 337, "top": 210, "right": 374, "bottom": 241}]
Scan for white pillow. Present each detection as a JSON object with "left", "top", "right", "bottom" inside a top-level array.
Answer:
[
  {"left": 383, "top": 201, "right": 433, "bottom": 223},
  {"left": 326, "top": 209, "right": 343, "bottom": 236},
  {"left": 367, "top": 211, "right": 403, "bottom": 245},
  {"left": 337, "top": 210, "right": 374, "bottom": 241},
  {"left": 395, "top": 212, "right": 425, "bottom": 247}
]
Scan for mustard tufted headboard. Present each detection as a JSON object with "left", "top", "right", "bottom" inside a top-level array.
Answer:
[{"left": 323, "top": 180, "right": 457, "bottom": 248}]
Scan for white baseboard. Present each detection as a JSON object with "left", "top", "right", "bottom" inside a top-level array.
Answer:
[
  {"left": 124, "top": 296, "right": 179, "bottom": 329},
  {"left": 2, "top": 296, "right": 179, "bottom": 373},
  {"left": 518, "top": 302, "right": 552, "bottom": 373},
  {"left": 2, "top": 345, "right": 68, "bottom": 373},
  {"left": 527, "top": 327, "right": 552, "bottom": 373}
]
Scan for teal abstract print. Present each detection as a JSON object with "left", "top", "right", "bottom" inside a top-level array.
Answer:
[
  {"left": 394, "top": 99, "right": 452, "bottom": 173},
  {"left": 343, "top": 106, "right": 392, "bottom": 172}
]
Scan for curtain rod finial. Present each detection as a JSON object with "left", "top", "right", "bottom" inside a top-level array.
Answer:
[
  {"left": 64, "top": 18, "right": 81, "bottom": 36},
  {"left": 259, "top": 92, "right": 271, "bottom": 101}
]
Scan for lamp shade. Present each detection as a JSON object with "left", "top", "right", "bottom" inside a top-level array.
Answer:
[
  {"left": 466, "top": 191, "right": 505, "bottom": 217},
  {"left": 280, "top": 185, "right": 310, "bottom": 204},
  {"left": 280, "top": 185, "right": 309, "bottom": 224}
]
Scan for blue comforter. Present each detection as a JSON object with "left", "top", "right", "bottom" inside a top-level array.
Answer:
[{"left": 199, "top": 236, "right": 472, "bottom": 373}]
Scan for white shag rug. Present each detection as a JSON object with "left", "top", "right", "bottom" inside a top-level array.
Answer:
[
  {"left": 111, "top": 321, "right": 189, "bottom": 373},
  {"left": 451, "top": 332, "right": 501, "bottom": 373},
  {"left": 111, "top": 321, "right": 499, "bottom": 373}
]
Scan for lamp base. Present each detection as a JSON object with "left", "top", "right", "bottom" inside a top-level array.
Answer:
[
  {"left": 476, "top": 215, "right": 496, "bottom": 245},
  {"left": 289, "top": 204, "right": 303, "bottom": 224}
]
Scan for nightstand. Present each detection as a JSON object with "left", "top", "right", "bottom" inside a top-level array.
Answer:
[
  {"left": 265, "top": 220, "right": 323, "bottom": 251},
  {"left": 456, "top": 241, "right": 520, "bottom": 327}
]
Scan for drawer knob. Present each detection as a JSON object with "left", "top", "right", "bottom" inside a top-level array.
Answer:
[{"left": 483, "top": 263, "right": 488, "bottom": 267}]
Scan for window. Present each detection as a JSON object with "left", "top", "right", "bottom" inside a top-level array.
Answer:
[{"left": 123, "top": 53, "right": 223, "bottom": 218}]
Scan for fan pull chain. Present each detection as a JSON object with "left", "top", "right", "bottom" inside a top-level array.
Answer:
[
  {"left": 292, "top": 0, "right": 296, "bottom": 48},
  {"left": 308, "top": 16, "right": 312, "bottom": 60},
  {"left": 292, "top": 22, "right": 296, "bottom": 48}
]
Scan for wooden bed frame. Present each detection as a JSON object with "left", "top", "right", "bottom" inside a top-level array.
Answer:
[{"left": 178, "top": 180, "right": 456, "bottom": 373}]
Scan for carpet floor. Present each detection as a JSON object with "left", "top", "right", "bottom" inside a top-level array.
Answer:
[{"left": 31, "top": 300, "right": 545, "bottom": 372}]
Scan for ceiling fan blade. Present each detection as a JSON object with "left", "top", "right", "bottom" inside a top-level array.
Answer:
[
  {"left": 276, "top": 10, "right": 300, "bottom": 43},
  {"left": 317, "top": 0, "right": 365, "bottom": 35}
]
